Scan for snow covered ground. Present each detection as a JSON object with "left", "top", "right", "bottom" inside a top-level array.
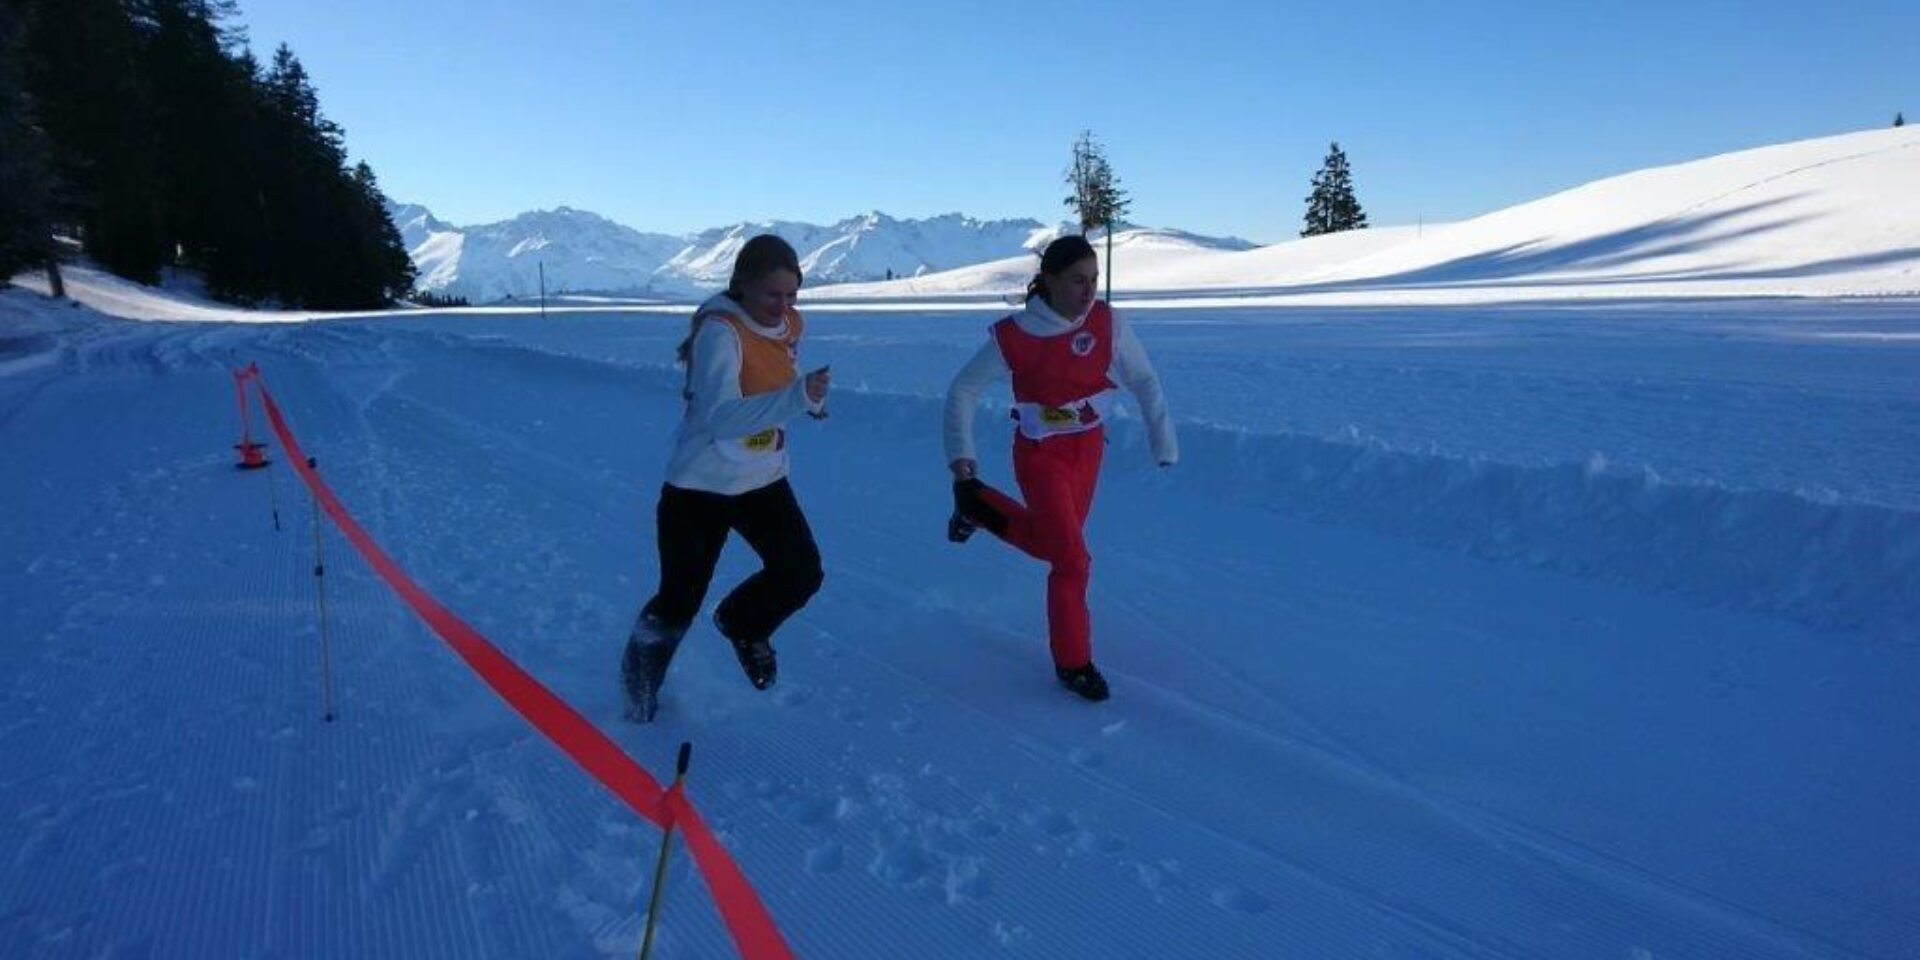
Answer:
[{"left": 2, "top": 258, "right": 1916, "bottom": 957}]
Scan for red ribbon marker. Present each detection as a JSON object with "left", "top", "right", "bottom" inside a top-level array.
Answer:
[{"left": 246, "top": 371, "right": 792, "bottom": 960}]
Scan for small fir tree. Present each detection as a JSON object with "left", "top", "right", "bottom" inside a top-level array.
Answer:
[
  {"left": 1302, "top": 141, "right": 1369, "bottom": 237},
  {"left": 1062, "top": 130, "right": 1131, "bottom": 301}
]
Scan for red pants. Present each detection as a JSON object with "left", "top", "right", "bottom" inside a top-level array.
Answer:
[{"left": 974, "top": 429, "right": 1104, "bottom": 669}]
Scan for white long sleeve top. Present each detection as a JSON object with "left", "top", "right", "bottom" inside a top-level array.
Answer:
[
  {"left": 664, "top": 295, "right": 824, "bottom": 495},
  {"left": 943, "top": 298, "right": 1178, "bottom": 466}
]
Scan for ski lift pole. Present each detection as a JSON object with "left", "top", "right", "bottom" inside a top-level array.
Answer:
[
  {"left": 307, "top": 456, "right": 339, "bottom": 722},
  {"left": 638, "top": 741, "right": 693, "bottom": 960}
]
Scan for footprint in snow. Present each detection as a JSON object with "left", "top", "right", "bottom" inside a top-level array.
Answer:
[
  {"left": 1023, "top": 806, "right": 1077, "bottom": 838},
  {"left": 804, "top": 842, "right": 843, "bottom": 874},
  {"left": 869, "top": 834, "right": 934, "bottom": 886},
  {"left": 1132, "top": 859, "right": 1186, "bottom": 893},
  {"left": 1210, "top": 884, "right": 1270, "bottom": 914},
  {"left": 779, "top": 794, "right": 834, "bottom": 827},
  {"left": 943, "top": 857, "right": 991, "bottom": 903}
]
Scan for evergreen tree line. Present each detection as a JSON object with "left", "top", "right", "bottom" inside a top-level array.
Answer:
[
  {"left": 413, "top": 289, "right": 468, "bottom": 308},
  {"left": 0, "top": 0, "right": 413, "bottom": 308}
]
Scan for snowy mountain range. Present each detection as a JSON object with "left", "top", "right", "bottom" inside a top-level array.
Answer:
[{"left": 389, "top": 204, "right": 1256, "bottom": 303}]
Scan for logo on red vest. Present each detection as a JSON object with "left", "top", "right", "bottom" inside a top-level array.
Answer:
[{"left": 1070, "top": 331, "right": 1097, "bottom": 357}]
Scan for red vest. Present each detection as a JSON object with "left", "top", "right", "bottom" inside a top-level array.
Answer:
[{"left": 993, "top": 301, "right": 1116, "bottom": 407}]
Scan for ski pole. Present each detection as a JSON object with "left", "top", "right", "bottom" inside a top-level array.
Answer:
[
  {"left": 307, "top": 456, "right": 338, "bottom": 722},
  {"left": 638, "top": 741, "right": 692, "bottom": 960}
]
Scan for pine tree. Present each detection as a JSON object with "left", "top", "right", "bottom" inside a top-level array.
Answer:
[
  {"left": 0, "top": 3, "right": 60, "bottom": 284},
  {"left": 1898, "top": 112, "right": 1907, "bottom": 128},
  {"left": 1302, "top": 141, "right": 1369, "bottom": 237},
  {"left": 1062, "top": 130, "right": 1131, "bottom": 300},
  {"left": 1063, "top": 130, "right": 1130, "bottom": 237},
  {"left": 17, "top": 0, "right": 169, "bottom": 281},
  {"left": 10, "top": 1, "right": 413, "bottom": 307},
  {"left": 257, "top": 43, "right": 351, "bottom": 306},
  {"left": 340, "top": 162, "right": 417, "bottom": 307},
  {"left": 133, "top": 0, "right": 259, "bottom": 288}
]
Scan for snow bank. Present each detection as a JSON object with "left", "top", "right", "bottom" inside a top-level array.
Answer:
[
  {"left": 1120, "top": 419, "right": 1919, "bottom": 641},
  {"left": 0, "top": 286, "right": 100, "bottom": 377}
]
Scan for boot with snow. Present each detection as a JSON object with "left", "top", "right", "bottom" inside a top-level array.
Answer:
[
  {"left": 1056, "top": 663, "right": 1110, "bottom": 702},
  {"left": 622, "top": 609, "right": 687, "bottom": 722},
  {"left": 733, "top": 638, "right": 778, "bottom": 690},
  {"left": 715, "top": 610, "right": 778, "bottom": 690}
]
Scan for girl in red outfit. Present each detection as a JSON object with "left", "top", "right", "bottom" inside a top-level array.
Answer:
[{"left": 942, "top": 235, "right": 1178, "bottom": 701}]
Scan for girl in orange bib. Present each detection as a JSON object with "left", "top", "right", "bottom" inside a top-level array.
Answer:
[
  {"left": 943, "top": 235, "right": 1178, "bottom": 701},
  {"left": 623, "top": 235, "right": 831, "bottom": 721}
]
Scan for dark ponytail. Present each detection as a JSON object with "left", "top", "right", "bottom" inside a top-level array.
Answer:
[
  {"left": 726, "top": 233, "right": 802, "bottom": 302},
  {"left": 679, "top": 233, "right": 803, "bottom": 368},
  {"left": 1024, "top": 234, "right": 1098, "bottom": 303}
]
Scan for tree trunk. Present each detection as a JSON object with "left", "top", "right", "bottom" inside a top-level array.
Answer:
[
  {"left": 46, "top": 259, "right": 65, "bottom": 299},
  {"left": 1104, "top": 225, "right": 1113, "bottom": 304}
]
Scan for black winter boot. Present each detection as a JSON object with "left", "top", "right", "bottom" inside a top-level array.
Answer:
[
  {"left": 949, "top": 478, "right": 1005, "bottom": 543},
  {"left": 622, "top": 609, "right": 688, "bottom": 722},
  {"left": 715, "top": 610, "right": 777, "bottom": 690},
  {"left": 1056, "top": 663, "right": 1111, "bottom": 702}
]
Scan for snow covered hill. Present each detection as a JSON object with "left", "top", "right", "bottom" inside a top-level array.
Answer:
[
  {"left": 814, "top": 126, "right": 1920, "bottom": 302},
  {"left": 813, "top": 225, "right": 1426, "bottom": 301},
  {"left": 1304, "top": 126, "right": 1920, "bottom": 297}
]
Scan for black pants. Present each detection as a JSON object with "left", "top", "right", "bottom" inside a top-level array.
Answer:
[{"left": 642, "top": 478, "right": 824, "bottom": 644}]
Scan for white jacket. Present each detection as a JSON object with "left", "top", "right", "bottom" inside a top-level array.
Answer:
[
  {"left": 663, "top": 294, "right": 824, "bottom": 495},
  {"left": 943, "top": 298, "right": 1178, "bottom": 465}
]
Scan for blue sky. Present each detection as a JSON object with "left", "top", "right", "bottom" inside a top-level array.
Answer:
[{"left": 232, "top": 0, "right": 1916, "bottom": 243}]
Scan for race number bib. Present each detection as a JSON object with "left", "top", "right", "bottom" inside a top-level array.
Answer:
[
  {"left": 716, "top": 427, "right": 786, "bottom": 464},
  {"left": 1039, "top": 406, "right": 1081, "bottom": 427}
]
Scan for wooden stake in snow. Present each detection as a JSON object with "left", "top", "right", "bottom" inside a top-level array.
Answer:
[
  {"left": 638, "top": 741, "right": 693, "bottom": 960},
  {"left": 307, "top": 456, "right": 338, "bottom": 723}
]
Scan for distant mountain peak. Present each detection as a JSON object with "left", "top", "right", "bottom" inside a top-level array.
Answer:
[{"left": 387, "top": 202, "right": 1246, "bottom": 302}]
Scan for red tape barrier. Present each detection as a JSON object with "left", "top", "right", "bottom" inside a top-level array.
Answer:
[{"left": 241, "top": 367, "right": 793, "bottom": 960}]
